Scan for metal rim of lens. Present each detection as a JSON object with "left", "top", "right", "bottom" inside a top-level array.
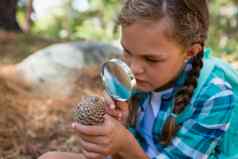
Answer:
[{"left": 100, "top": 58, "right": 136, "bottom": 101}]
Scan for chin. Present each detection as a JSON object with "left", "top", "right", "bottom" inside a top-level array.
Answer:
[{"left": 136, "top": 85, "right": 153, "bottom": 92}]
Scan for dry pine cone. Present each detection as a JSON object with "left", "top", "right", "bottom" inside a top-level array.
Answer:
[{"left": 73, "top": 96, "right": 106, "bottom": 125}]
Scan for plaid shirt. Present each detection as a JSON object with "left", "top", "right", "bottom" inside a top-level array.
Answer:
[{"left": 129, "top": 58, "right": 235, "bottom": 159}]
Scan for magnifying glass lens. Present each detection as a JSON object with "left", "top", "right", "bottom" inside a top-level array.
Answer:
[{"left": 101, "top": 59, "right": 136, "bottom": 101}]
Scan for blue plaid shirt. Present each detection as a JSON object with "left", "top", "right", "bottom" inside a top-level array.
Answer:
[{"left": 129, "top": 57, "right": 235, "bottom": 159}]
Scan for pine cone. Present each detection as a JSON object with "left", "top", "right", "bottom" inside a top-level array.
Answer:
[{"left": 73, "top": 96, "right": 106, "bottom": 125}]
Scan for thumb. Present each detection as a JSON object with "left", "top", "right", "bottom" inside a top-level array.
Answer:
[
  {"left": 103, "top": 91, "right": 116, "bottom": 109},
  {"left": 105, "top": 105, "right": 122, "bottom": 120}
]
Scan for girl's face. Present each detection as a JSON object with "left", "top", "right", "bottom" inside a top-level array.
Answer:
[{"left": 121, "top": 18, "right": 187, "bottom": 92}]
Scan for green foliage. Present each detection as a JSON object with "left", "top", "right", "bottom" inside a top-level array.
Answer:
[
  {"left": 207, "top": 0, "right": 238, "bottom": 56},
  {"left": 24, "top": 0, "right": 121, "bottom": 42},
  {"left": 16, "top": 0, "right": 238, "bottom": 56}
]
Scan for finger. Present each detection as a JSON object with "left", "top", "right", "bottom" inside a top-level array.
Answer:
[
  {"left": 78, "top": 134, "right": 109, "bottom": 145},
  {"left": 103, "top": 91, "right": 116, "bottom": 109},
  {"left": 72, "top": 122, "right": 107, "bottom": 136},
  {"left": 114, "top": 100, "right": 129, "bottom": 111},
  {"left": 82, "top": 149, "right": 105, "bottom": 159},
  {"left": 79, "top": 138, "right": 110, "bottom": 155},
  {"left": 105, "top": 105, "right": 121, "bottom": 119},
  {"left": 104, "top": 91, "right": 129, "bottom": 113}
]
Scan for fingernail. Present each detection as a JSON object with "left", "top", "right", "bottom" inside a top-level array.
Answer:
[
  {"left": 110, "top": 104, "right": 115, "bottom": 109},
  {"left": 72, "top": 123, "right": 76, "bottom": 128}
]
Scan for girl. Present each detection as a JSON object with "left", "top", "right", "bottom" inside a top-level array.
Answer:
[{"left": 39, "top": 0, "right": 238, "bottom": 159}]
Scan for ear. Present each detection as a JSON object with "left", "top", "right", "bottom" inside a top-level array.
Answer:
[{"left": 186, "top": 43, "right": 203, "bottom": 60}]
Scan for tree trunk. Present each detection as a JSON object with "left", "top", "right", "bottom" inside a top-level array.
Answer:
[{"left": 0, "top": 0, "right": 22, "bottom": 32}]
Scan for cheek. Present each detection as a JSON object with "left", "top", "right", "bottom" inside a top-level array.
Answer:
[
  {"left": 146, "top": 67, "right": 168, "bottom": 85},
  {"left": 146, "top": 60, "right": 184, "bottom": 88}
]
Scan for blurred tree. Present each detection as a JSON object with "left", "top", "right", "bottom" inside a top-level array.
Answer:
[
  {"left": 72, "top": 0, "right": 121, "bottom": 41},
  {"left": 16, "top": 0, "right": 237, "bottom": 57},
  {"left": 207, "top": 0, "right": 238, "bottom": 56},
  {"left": 0, "top": 0, "right": 22, "bottom": 32},
  {"left": 31, "top": 0, "right": 121, "bottom": 41}
]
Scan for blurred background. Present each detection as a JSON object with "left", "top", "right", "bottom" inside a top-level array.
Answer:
[
  {"left": 0, "top": 0, "right": 237, "bottom": 158},
  {"left": 1, "top": 0, "right": 238, "bottom": 63}
]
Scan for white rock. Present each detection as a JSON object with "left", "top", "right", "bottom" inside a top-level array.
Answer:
[{"left": 15, "top": 41, "right": 122, "bottom": 97}]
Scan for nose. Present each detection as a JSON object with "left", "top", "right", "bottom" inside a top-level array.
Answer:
[{"left": 130, "top": 58, "right": 144, "bottom": 75}]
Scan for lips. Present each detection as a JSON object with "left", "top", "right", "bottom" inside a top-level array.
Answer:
[{"left": 136, "top": 78, "right": 147, "bottom": 84}]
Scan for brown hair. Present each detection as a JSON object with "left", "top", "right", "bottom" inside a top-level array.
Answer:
[{"left": 119, "top": 0, "right": 209, "bottom": 145}]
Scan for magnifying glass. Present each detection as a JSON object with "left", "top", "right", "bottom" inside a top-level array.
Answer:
[{"left": 100, "top": 59, "right": 137, "bottom": 101}]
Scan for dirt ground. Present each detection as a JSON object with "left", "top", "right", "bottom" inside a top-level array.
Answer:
[{"left": 0, "top": 31, "right": 104, "bottom": 159}]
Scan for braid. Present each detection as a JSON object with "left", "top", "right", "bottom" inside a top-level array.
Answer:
[
  {"left": 127, "top": 95, "right": 140, "bottom": 128},
  {"left": 160, "top": 49, "right": 204, "bottom": 145},
  {"left": 174, "top": 50, "right": 204, "bottom": 113}
]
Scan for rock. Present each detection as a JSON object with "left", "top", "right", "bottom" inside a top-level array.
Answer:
[{"left": 3, "top": 41, "right": 122, "bottom": 98}]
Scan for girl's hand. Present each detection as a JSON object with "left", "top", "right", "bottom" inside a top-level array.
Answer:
[
  {"left": 72, "top": 114, "right": 130, "bottom": 159},
  {"left": 104, "top": 92, "right": 129, "bottom": 125}
]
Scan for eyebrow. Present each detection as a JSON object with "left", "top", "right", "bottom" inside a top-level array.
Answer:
[{"left": 121, "top": 42, "right": 166, "bottom": 59}]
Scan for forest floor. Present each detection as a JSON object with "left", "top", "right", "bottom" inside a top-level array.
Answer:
[{"left": 0, "top": 31, "right": 104, "bottom": 159}]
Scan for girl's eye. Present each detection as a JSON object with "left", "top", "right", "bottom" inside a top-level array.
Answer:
[{"left": 145, "top": 58, "right": 163, "bottom": 63}]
